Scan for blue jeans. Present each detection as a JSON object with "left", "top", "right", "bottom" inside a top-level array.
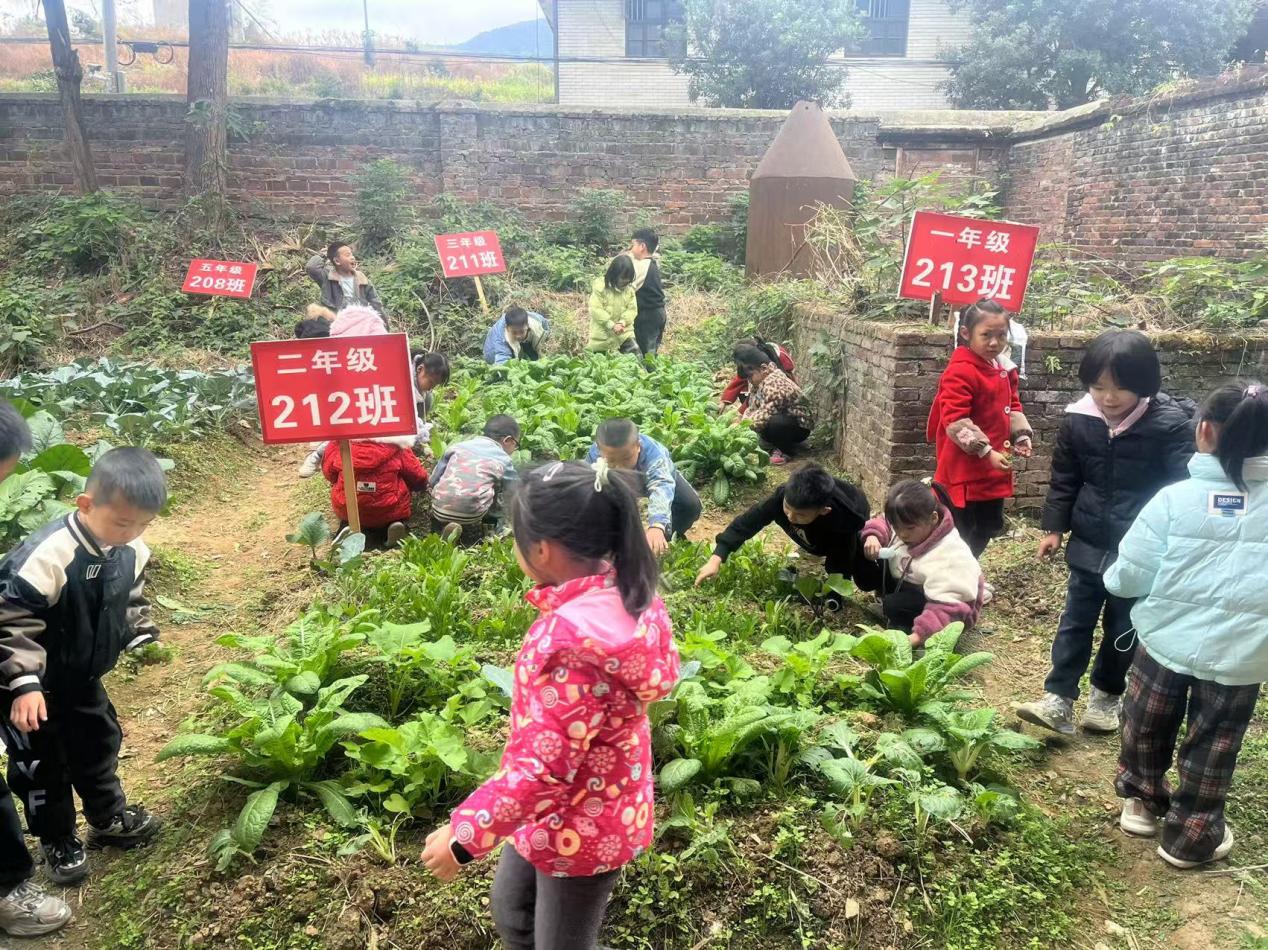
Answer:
[{"left": 1044, "top": 565, "right": 1137, "bottom": 700}]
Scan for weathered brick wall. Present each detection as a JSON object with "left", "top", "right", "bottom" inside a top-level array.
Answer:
[
  {"left": 794, "top": 310, "right": 1268, "bottom": 511},
  {"left": 1003, "top": 70, "right": 1268, "bottom": 262},
  {"left": 0, "top": 94, "right": 1006, "bottom": 226}
]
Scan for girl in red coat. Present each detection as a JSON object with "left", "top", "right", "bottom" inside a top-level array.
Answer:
[
  {"left": 322, "top": 435, "right": 429, "bottom": 549},
  {"left": 421, "top": 460, "right": 679, "bottom": 950},
  {"left": 926, "top": 299, "right": 1034, "bottom": 558}
]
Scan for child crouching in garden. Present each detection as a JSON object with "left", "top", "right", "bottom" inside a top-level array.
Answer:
[
  {"left": 322, "top": 436, "right": 428, "bottom": 550},
  {"left": 421, "top": 460, "right": 679, "bottom": 949},
  {"left": 860, "top": 479, "right": 983, "bottom": 646},
  {"left": 1107, "top": 381, "right": 1268, "bottom": 869}
]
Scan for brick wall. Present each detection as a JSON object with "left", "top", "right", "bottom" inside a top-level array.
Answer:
[
  {"left": 0, "top": 94, "right": 1002, "bottom": 225},
  {"left": 1003, "top": 71, "right": 1268, "bottom": 262},
  {"left": 793, "top": 309, "right": 1268, "bottom": 511}
]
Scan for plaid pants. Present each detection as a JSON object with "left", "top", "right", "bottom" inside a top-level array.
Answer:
[{"left": 1116, "top": 649, "right": 1261, "bottom": 863}]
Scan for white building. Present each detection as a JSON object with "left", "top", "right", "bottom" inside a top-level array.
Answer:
[{"left": 537, "top": 0, "right": 974, "bottom": 111}]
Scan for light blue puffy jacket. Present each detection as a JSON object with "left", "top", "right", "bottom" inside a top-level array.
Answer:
[{"left": 1105, "top": 453, "right": 1268, "bottom": 686}]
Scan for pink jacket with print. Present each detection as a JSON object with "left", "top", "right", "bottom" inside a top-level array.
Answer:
[
  {"left": 861, "top": 508, "right": 984, "bottom": 644},
  {"left": 449, "top": 573, "right": 679, "bottom": 877}
]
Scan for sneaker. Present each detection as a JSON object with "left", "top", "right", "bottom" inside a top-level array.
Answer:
[
  {"left": 769, "top": 450, "right": 788, "bottom": 466},
  {"left": 385, "top": 521, "right": 408, "bottom": 548},
  {"left": 39, "top": 837, "right": 88, "bottom": 886},
  {"left": 440, "top": 522, "right": 462, "bottom": 544},
  {"left": 297, "top": 449, "right": 322, "bottom": 479},
  {"left": 1081, "top": 687, "right": 1122, "bottom": 733},
  {"left": 87, "top": 805, "right": 161, "bottom": 850},
  {"left": 981, "top": 582, "right": 995, "bottom": 606},
  {"left": 0, "top": 880, "right": 72, "bottom": 935},
  {"left": 1158, "top": 823, "right": 1234, "bottom": 869},
  {"left": 1120, "top": 798, "right": 1160, "bottom": 837},
  {"left": 1015, "top": 692, "right": 1076, "bottom": 736}
]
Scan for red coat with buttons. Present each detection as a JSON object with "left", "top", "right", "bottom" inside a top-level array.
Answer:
[
  {"left": 322, "top": 438, "right": 429, "bottom": 528},
  {"left": 926, "top": 347, "right": 1024, "bottom": 507}
]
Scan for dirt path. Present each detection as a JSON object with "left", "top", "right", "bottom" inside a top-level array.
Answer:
[
  {"left": 9, "top": 440, "right": 316, "bottom": 949},
  {"left": 979, "top": 524, "right": 1268, "bottom": 950}
]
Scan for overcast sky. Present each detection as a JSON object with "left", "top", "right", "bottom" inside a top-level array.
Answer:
[{"left": 0, "top": 0, "right": 541, "bottom": 45}]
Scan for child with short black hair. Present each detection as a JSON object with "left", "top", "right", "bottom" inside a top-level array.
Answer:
[
  {"left": 588, "top": 418, "right": 702, "bottom": 556},
  {"left": 695, "top": 463, "right": 880, "bottom": 597},
  {"left": 861, "top": 479, "right": 983, "bottom": 646},
  {"left": 421, "top": 461, "right": 678, "bottom": 949},
  {"left": 628, "top": 228, "right": 666, "bottom": 356},
  {"left": 927, "top": 298, "right": 1034, "bottom": 558},
  {"left": 0, "top": 447, "right": 166, "bottom": 890},
  {"left": 483, "top": 307, "right": 551, "bottom": 365},
  {"left": 1108, "top": 381, "right": 1268, "bottom": 869},
  {"left": 1017, "top": 330, "right": 1195, "bottom": 736},
  {"left": 430, "top": 415, "right": 520, "bottom": 545}
]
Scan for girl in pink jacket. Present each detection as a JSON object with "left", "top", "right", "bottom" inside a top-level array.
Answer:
[
  {"left": 861, "top": 479, "right": 984, "bottom": 647},
  {"left": 421, "top": 460, "right": 679, "bottom": 950}
]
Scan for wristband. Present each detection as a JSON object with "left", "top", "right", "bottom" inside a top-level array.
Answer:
[{"left": 449, "top": 839, "right": 475, "bottom": 865}]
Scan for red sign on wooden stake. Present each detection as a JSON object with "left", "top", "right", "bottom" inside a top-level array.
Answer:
[
  {"left": 433, "top": 231, "right": 506, "bottom": 278},
  {"left": 898, "top": 211, "right": 1040, "bottom": 311},
  {"left": 250, "top": 333, "right": 416, "bottom": 444},
  {"left": 182, "top": 258, "right": 259, "bottom": 298}
]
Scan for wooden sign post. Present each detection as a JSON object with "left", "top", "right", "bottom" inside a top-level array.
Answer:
[{"left": 339, "top": 439, "right": 361, "bottom": 534}]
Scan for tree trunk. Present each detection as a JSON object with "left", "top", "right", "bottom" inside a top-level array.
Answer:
[
  {"left": 44, "top": 0, "right": 98, "bottom": 194},
  {"left": 184, "top": 0, "right": 231, "bottom": 229}
]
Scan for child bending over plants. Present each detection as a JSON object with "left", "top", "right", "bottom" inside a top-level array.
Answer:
[
  {"left": 730, "top": 343, "right": 814, "bottom": 466},
  {"left": 695, "top": 463, "right": 881, "bottom": 601},
  {"left": 720, "top": 336, "right": 795, "bottom": 414},
  {"left": 411, "top": 349, "right": 450, "bottom": 451},
  {"left": 430, "top": 414, "right": 520, "bottom": 545},
  {"left": 860, "top": 479, "right": 983, "bottom": 647},
  {"left": 421, "top": 460, "right": 680, "bottom": 950},
  {"left": 322, "top": 436, "right": 429, "bottom": 550}
]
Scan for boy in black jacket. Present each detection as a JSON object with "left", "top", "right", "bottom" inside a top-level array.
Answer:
[
  {"left": 0, "top": 402, "right": 71, "bottom": 936},
  {"left": 695, "top": 464, "right": 881, "bottom": 594},
  {"left": 1017, "top": 331, "right": 1195, "bottom": 736},
  {"left": 0, "top": 447, "right": 166, "bottom": 888},
  {"left": 628, "top": 228, "right": 666, "bottom": 357}
]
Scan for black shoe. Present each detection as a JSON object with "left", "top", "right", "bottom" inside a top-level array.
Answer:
[
  {"left": 87, "top": 805, "right": 161, "bottom": 850},
  {"left": 39, "top": 836, "right": 89, "bottom": 886}
]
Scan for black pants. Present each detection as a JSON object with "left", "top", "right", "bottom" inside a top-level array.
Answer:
[
  {"left": 2, "top": 680, "right": 126, "bottom": 841},
  {"left": 1044, "top": 565, "right": 1136, "bottom": 700},
  {"left": 634, "top": 307, "right": 666, "bottom": 357},
  {"left": 0, "top": 777, "right": 33, "bottom": 892},
  {"left": 339, "top": 520, "right": 403, "bottom": 551},
  {"left": 758, "top": 414, "right": 811, "bottom": 454},
  {"left": 949, "top": 499, "right": 1005, "bottom": 558},
  {"left": 669, "top": 471, "right": 702, "bottom": 539},
  {"left": 491, "top": 846, "right": 619, "bottom": 950},
  {"left": 618, "top": 338, "right": 640, "bottom": 356},
  {"left": 881, "top": 581, "right": 928, "bottom": 634}
]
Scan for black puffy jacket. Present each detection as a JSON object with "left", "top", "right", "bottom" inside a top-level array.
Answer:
[{"left": 1041, "top": 393, "right": 1196, "bottom": 573}]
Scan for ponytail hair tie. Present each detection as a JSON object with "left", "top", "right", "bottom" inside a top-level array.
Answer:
[{"left": 592, "top": 457, "right": 612, "bottom": 493}]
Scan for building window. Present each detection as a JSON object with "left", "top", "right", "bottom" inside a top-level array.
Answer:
[
  {"left": 856, "top": 0, "right": 909, "bottom": 57},
  {"left": 625, "top": 0, "right": 684, "bottom": 59}
]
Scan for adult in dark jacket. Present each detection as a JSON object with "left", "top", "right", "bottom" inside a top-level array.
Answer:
[
  {"left": 627, "top": 228, "right": 666, "bottom": 356},
  {"left": 694, "top": 464, "right": 881, "bottom": 594},
  {"left": 306, "top": 241, "right": 385, "bottom": 318},
  {"left": 1018, "top": 331, "right": 1196, "bottom": 737}
]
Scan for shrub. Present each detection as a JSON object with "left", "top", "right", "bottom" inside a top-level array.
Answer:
[
  {"left": 355, "top": 159, "right": 413, "bottom": 252},
  {"left": 512, "top": 244, "right": 599, "bottom": 291},
  {"left": 563, "top": 188, "right": 628, "bottom": 253},
  {"left": 15, "top": 193, "right": 140, "bottom": 274}
]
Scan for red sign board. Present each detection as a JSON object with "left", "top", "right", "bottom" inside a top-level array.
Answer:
[
  {"left": 898, "top": 211, "right": 1040, "bottom": 311},
  {"left": 250, "top": 334, "right": 416, "bottom": 445},
  {"left": 434, "top": 231, "right": 506, "bottom": 278},
  {"left": 182, "top": 258, "right": 259, "bottom": 298}
]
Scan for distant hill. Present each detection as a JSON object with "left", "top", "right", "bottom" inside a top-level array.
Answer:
[{"left": 451, "top": 18, "right": 553, "bottom": 59}]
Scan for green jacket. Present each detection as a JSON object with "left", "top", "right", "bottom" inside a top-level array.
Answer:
[{"left": 586, "top": 277, "right": 638, "bottom": 352}]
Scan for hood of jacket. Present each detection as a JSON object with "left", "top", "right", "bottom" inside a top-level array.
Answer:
[
  {"left": 331, "top": 304, "right": 388, "bottom": 337},
  {"left": 528, "top": 574, "right": 678, "bottom": 704},
  {"left": 347, "top": 437, "right": 414, "bottom": 465},
  {"left": 1189, "top": 452, "right": 1268, "bottom": 485}
]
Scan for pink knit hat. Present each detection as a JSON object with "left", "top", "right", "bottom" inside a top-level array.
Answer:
[{"left": 330, "top": 304, "right": 387, "bottom": 338}]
